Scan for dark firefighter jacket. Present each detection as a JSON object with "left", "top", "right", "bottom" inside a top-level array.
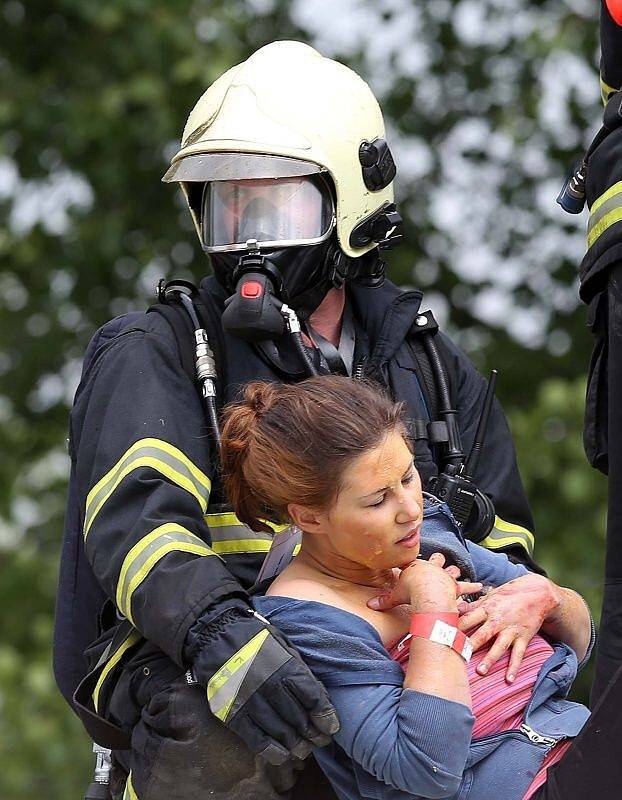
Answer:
[
  {"left": 69, "top": 275, "right": 537, "bottom": 670},
  {"left": 578, "top": 0, "right": 622, "bottom": 703},
  {"left": 580, "top": 3, "right": 622, "bottom": 474}
]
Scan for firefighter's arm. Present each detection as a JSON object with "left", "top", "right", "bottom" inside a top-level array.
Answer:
[
  {"left": 72, "top": 324, "right": 239, "bottom": 661},
  {"left": 72, "top": 320, "right": 338, "bottom": 761},
  {"left": 580, "top": 2, "right": 622, "bottom": 309}
]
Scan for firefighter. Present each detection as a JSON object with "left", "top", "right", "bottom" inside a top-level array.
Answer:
[
  {"left": 573, "top": 0, "right": 622, "bottom": 705},
  {"left": 68, "top": 41, "right": 555, "bottom": 800}
]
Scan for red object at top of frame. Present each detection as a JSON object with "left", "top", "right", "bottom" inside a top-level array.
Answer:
[{"left": 606, "top": 0, "right": 622, "bottom": 26}]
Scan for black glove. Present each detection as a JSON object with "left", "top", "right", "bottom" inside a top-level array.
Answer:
[{"left": 188, "top": 605, "right": 339, "bottom": 765}]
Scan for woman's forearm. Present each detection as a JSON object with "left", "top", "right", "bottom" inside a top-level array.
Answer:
[
  {"left": 403, "top": 558, "right": 473, "bottom": 709},
  {"left": 404, "top": 636, "right": 473, "bottom": 709},
  {"left": 540, "top": 586, "right": 592, "bottom": 663}
]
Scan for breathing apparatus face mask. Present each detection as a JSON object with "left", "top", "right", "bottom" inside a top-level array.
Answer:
[
  {"left": 201, "top": 174, "right": 346, "bottom": 338},
  {"left": 202, "top": 175, "right": 335, "bottom": 252}
]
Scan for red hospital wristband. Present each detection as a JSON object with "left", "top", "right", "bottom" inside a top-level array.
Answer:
[{"left": 409, "top": 613, "right": 473, "bottom": 662}]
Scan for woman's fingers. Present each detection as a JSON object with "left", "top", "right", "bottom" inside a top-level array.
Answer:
[
  {"left": 456, "top": 581, "right": 482, "bottom": 597},
  {"left": 444, "top": 565, "right": 461, "bottom": 580},
  {"left": 367, "top": 592, "right": 397, "bottom": 611},
  {"left": 457, "top": 604, "right": 488, "bottom": 632}
]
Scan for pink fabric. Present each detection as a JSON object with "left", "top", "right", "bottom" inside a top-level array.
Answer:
[{"left": 388, "top": 630, "right": 571, "bottom": 798}]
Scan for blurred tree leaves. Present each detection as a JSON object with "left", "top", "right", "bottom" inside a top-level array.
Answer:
[
  {"left": 508, "top": 377, "right": 607, "bottom": 700},
  {"left": 0, "top": 0, "right": 606, "bottom": 796}
]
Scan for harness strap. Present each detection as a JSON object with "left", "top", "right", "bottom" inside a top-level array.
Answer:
[
  {"left": 427, "top": 420, "right": 451, "bottom": 444},
  {"left": 406, "top": 418, "right": 429, "bottom": 441},
  {"left": 305, "top": 302, "right": 356, "bottom": 377},
  {"left": 305, "top": 323, "right": 348, "bottom": 375}
]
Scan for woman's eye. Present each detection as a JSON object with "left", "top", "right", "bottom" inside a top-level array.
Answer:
[
  {"left": 368, "top": 496, "right": 385, "bottom": 508},
  {"left": 402, "top": 473, "right": 414, "bottom": 485}
]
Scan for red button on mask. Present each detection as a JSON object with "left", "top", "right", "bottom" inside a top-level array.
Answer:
[{"left": 241, "top": 281, "right": 263, "bottom": 299}]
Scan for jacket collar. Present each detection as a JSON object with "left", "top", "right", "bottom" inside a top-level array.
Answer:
[
  {"left": 348, "top": 280, "right": 423, "bottom": 375},
  {"left": 200, "top": 274, "right": 424, "bottom": 377}
]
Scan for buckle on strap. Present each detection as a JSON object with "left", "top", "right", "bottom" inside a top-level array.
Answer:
[{"left": 427, "top": 420, "right": 450, "bottom": 444}]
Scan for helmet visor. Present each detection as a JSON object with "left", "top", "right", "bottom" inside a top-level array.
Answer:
[{"left": 202, "top": 175, "right": 335, "bottom": 252}]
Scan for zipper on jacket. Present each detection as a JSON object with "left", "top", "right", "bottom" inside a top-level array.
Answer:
[
  {"left": 519, "top": 724, "right": 557, "bottom": 748},
  {"left": 353, "top": 356, "right": 367, "bottom": 380}
]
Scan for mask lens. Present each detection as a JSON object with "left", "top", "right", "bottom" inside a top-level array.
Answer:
[{"left": 202, "top": 175, "right": 334, "bottom": 249}]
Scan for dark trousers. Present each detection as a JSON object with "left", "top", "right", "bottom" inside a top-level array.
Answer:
[
  {"left": 107, "top": 643, "right": 338, "bottom": 800},
  {"left": 533, "top": 661, "right": 622, "bottom": 799}
]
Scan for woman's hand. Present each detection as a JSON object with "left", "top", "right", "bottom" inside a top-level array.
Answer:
[{"left": 367, "top": 553, "right": 482, "bottom": 613}]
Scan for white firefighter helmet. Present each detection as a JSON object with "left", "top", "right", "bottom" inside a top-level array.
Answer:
[{"left": 163, "top": 41, "right": 399, "bottom": 259}]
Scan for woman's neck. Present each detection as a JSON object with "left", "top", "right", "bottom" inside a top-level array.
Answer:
[
  {"left": 267, "top": 536, "right": 409, "bottom": 650},
  {"left": 291, "top": 537, "right": 396, "bottom": 592}
]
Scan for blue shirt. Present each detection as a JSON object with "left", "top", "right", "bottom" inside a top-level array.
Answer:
[{"left": 254, "top": 542, "right": 592, "bottom": 800}]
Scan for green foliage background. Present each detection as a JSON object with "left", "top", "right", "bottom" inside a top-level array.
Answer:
[{"left": 0, "top": 0, "right": 608, "bottom": 797}]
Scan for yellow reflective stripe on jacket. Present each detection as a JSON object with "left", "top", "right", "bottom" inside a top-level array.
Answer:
[
  {"left": 123, "top": 772, "right": 139, "bottom": 800},
  {"left": 601, "top": 75, "right": 619, "bottom": 105},
  {"left": 205, "top": 511, "right": 282, "bottom": 555},
  {"left": 478, "top": 516, "right": 535, "bottom": 557},
  {"left": 93, "top": 629, "right": 142, "bottom": 713},
  {"left": 205, "top": 511, "right": 288, "bottom": 532},
  {"left": 84, "top": 438, "right": 211, "bottom": 539},
  {"left": 207, "top": 629, "right": 270, "bottom": 722},
  {"left": 213, "top": 539, "right": 273, "bottom": 555},
  {"left": 116, "top": 523, "right": 218, "bottom": 625},
  {"left": 587, "top": 180, "right": 622, "bottom": 249}
]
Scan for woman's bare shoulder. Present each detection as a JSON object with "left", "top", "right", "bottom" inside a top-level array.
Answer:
[
  {"left": 265, "top": 565, "right": 408, "bottom": 646},
  {"left": 266, "top": 570, "right": 343, "bottom": 606}
]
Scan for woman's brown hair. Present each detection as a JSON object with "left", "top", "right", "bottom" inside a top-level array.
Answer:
[{"left": 220, "top": 375, "right": 407, "bottom": 531}]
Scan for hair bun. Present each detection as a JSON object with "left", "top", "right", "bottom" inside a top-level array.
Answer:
[{"left": 244, "top": 382, "right": 278, "bottom": 418}]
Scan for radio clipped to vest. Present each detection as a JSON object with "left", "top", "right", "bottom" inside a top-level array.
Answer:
[
  {"left": 410, "top": 311, "right": 497, "bottom": 544},
  {"left": 428, "top": 370, "right": 497, "bottom": 544}
]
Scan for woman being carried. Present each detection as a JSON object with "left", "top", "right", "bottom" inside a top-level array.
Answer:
[{"left": 220, "top": 375, "right": 619, "bottom": 800}]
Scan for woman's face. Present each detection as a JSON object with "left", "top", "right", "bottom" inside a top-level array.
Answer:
[{"left": 314, "top": 430, "right": 424, "bottom": 571}]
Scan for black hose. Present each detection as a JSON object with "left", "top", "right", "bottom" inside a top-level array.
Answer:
[
  {"left": 178, "top": 292, "right": 202, "bottom": 330},
  {"left": 292, "top": 331, "right": 318, "bottom": 377},
  {"left": 177, "top": 292, "right": 222, "bottom": 451},
  {"left": 205, "top": 394, "right": 221, "bottom": 453},
  {"left": 422, "top": 334, "right": 452, "bottom": 412},
  {"left": 422, "top": 333, "right": 464, "bottom": 466}
]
